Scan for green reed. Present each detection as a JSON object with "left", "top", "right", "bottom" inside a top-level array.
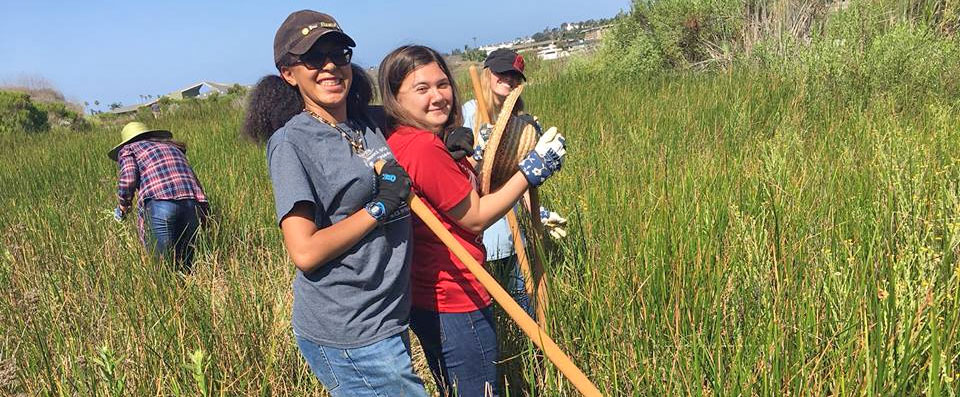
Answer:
[{"left": 1, "top": 64, "right": 959, "bottom": 395}]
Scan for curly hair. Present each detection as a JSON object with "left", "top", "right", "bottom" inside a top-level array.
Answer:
[{"left": 242, "top": 63, "right": 375, "bottom": 143}]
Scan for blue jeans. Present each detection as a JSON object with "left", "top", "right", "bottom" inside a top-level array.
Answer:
[
  {"left": 489, "top": 255, "right": 535, "bottom": 319},
  {"left": 295, "top": 331, "right": 427, "bottom": 397},
  {"left": 410, "top": 306, "right": 499, "bottom": 397},
  {"left": 144, "top": 199, "right": 204, "bottom": 272}
]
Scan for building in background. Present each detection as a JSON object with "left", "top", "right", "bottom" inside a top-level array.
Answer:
[{"left": 108, "top": 81, "right": 244, "bottom": 114}]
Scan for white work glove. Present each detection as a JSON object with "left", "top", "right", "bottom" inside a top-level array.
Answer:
[
  {"left": 519, "top": 127, "right": 566, "bottom": 187},
  {"left": 472, "top": 123, "right": 494, "bottom": 161},
  {"left": 539, "top": 206, "right": 567, "bottom": 240}
]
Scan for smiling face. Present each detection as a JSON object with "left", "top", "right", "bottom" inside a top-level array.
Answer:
[
  {"left": 280, "top": 38, "right": 353, "bottom": 121},
  {"left": 489, "top": 69, "right": 523, "bottom": 99},
  {"left": 395, "top": 62, "right": 454, "bottom": 133}
]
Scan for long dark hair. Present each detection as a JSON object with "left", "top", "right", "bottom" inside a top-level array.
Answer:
[
  {"left": 378, "top": 45, "right": 462, "bottom": 136},
  {"left": 242, "top": 63, "right": 374, "bottom": 143}
]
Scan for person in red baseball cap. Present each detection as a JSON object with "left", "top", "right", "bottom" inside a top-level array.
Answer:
[
  {"left": 469, "top": 48, "right": 528, "bottom": 127},
  {"left": 461, "top": 48, "right": 568, "bottom": 325},
  {"left": 242, "top": 10, "right": 427, "bottom": 397}
]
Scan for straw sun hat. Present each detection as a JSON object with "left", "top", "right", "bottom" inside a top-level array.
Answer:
[
  {"left": 107, "top": 122, "right": 172, "bottom": 161},
  {"left": 479, "top": 85, "right": 538, "bottom": 195}
]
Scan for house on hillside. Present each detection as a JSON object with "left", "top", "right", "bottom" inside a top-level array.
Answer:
[
  {"left": 479, "top": 43, "right": 513, "bottom": 54},
  {"left": 512, "top": 39, "right": 557, "bottom": 55},
  {"left": 536, "top": 43, "right": 569, "bottom": 60},
  {"left": 108, "top": 81, "right": 244, "bottom": 114},
  {"left": 166, "top": 81, "right": 236, "bottom": 100},
  {"left": 108, "top": 99, "right": 159, "bottom": 116}
]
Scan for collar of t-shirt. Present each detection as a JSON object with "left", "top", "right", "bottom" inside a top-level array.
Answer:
[{"left": 391, "top": 124, "right": 437, "bottom": 137}]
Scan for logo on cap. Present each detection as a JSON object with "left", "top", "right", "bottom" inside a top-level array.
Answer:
[
  {"left": 301, "top": 22, "right": 340, "bottom": 36},
  {"left": 513, "top": 55, "right": 525, "bottom": 73}
]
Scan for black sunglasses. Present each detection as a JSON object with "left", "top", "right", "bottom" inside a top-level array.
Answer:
[{"left": 299, "top": 47, "right": 353, "bottom": 68}]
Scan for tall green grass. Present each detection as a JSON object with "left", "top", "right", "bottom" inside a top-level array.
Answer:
[{"left": 2, "top": 65, "right": 960, "bottom": 395}]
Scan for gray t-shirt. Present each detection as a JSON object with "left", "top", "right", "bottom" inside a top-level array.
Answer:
[{"left": 266, "top": 112, "right": 412, "bottom": 349}]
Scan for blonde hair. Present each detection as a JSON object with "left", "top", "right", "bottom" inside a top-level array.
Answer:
[{"left": 475, "top": 67, "right": 524, "bottom": 131}]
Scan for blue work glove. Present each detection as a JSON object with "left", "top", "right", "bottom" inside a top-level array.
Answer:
[{"left": 519, "top": 126, "right": 565, "bottom": 187}]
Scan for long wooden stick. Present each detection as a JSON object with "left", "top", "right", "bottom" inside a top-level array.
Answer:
[
  {"left": 520, "top": 192, "right": 550, "bottom": 323},
  {"left": 505, "top": 210, "right": 537, "bottom": 309},
  {"left": 401, "top": 194, "right": 602, "bottom": 396},
  {"left": 467, "top": 68, "right": 548, "bottom": 326},
  {"left": 468, "top": 65, "right": 490, "bottom": 139},
  {"left": 374, "top": 161, "right": 600, "bottom": 396}
]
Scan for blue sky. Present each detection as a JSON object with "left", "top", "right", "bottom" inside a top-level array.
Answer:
[{"left": 0, "top": 1, "right": 628, "bottom": 111}]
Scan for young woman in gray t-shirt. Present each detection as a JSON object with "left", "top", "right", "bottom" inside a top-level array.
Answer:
[{"left": 242, "top": 10, "right": 426, "bottom": 397}]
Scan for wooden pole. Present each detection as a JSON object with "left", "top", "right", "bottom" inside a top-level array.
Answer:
[
  {"left": 386, "top": 185, "right": 602, "bottom": 395},
  {"left": 412, "top": 195, "right": 600, "bottom": 395},
  {"left": 522, "top": 190, "right": 550, "bottom": 323},
  {"left": 505, "top": 210, "right": 537, "bottom": 309},
  {"left": 468, "top": 65, "right": 490, "bottom": 136}
]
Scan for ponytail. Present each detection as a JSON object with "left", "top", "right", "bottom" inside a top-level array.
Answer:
[{"left": 242, "top": 63, "right": 375, "bottom": 144}]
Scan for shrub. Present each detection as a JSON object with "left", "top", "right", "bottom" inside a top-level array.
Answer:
[
  {"left": 598, "top": 0, "right": 960, "bottom": 110},
  {"left": 865, "top": 23, "right": 960, "bottom": 101},
  {"left": 226, "top": 84, "right": 247, "bottom": 96},
  {"left": 0, "top": 90, "right": 48, "bottom": 134},
  {"left": 794, "top": 2, "right": 960, "bottom": 111},
  {"left": 95, "top": 111, "right": 130, "bottom": 125},
  {"left": 35, "top": 101, "right": 90, "bottom": 131},
  {"left": 595, "top": 15, "right": 665, "bottom": 76},
  {"left": 595, "top": 0, "right": 743, "bottom": 75},
  {"left": 134, "top": 106, "right": 156, "bottom": 123}
]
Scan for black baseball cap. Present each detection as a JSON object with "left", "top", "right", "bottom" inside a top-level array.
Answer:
[
  {"left": 484, "top": 48, "right": 526, "bottom": 80},
  {"left": 273, "top": 10, "right": 356, "bottom": 67}
]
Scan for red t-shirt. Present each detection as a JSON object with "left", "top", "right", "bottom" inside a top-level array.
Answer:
[{"left": 386, "top": 125, "right": 491, "bottom": 312}]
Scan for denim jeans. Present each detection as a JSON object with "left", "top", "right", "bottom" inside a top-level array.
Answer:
[
  {"left": 410, "top": 306, "right": 499, "bottom": 397},
  {"left": 295, "top": 331, "right": 427, "bottom": 397},
  {"left": 143, "top": 199, "right": 203, "bottom": 272},
  {"left": 489, "top": 255, "right": 535, "bottom": 319}
]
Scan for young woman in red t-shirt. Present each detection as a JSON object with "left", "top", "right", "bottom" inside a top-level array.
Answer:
[{"left": 378, "top": 45, "right": 567, "bottom": 397}]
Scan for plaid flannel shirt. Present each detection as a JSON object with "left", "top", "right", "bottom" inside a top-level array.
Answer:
[{"left": 116, "top": 140, "right": 207, "bottom": 242}]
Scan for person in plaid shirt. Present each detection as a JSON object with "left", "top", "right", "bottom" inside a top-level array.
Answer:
[{"left": 109, "top": 121, "right": 208, "bottom": 272}]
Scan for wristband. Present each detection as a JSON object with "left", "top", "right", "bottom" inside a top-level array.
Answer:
[{"left": 364, "top": 201, "right": 387, "bottom": 221}]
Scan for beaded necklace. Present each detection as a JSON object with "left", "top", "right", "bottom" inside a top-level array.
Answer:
[{"left": 303, "top": 108, "right": 366, "bottom": 154}]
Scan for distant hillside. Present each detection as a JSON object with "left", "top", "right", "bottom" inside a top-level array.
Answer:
[
  {"left": 0, "top": 77, "right": 89, "bottom": 134},
  {"left": 0, "top": 75, "right": 83, "bottom": 113}
]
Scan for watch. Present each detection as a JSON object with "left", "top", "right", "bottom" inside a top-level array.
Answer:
[{"left": 365, "top": 201, "right": 386, "bottom": 221}]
